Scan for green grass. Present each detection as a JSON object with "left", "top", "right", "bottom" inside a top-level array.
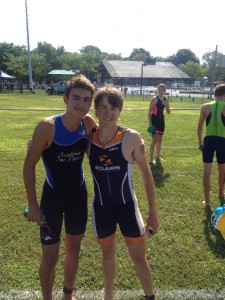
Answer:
[{"left": 0, "top": 92, "right": 225, "bottom": 300}]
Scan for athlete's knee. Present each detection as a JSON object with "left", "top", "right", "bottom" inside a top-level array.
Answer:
[
  {"left": 41, "top": 244, "right": 59, "bottom": 268},
  {"left": 65, "top": 234, "right": 83, "bottom": 256}
]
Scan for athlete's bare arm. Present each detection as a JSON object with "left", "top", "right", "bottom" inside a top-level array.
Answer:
[
  {"left": 23, "top": 117, "right": 55, "bottom": 225},
  {"left": 122, "top": 129, "right": 159, "bottom": 234},
  {"left": 148, "top": 97, "right": 157, "bottom": 126},
  {"left": 83, "top": 113, "right": 97, "bottom": 136},
  {"left": 197, "top": 104, "right": 210, "bottom": 149}
]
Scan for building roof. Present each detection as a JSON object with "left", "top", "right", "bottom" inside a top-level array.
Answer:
[
  {"left": 48, "top": 70, "right": 78, "bottom": 75},
  {"left": 102, "top": 60, "right": 190, "bottom": 79}
]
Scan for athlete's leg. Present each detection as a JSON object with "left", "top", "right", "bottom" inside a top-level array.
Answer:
[
  {"left": 100, "top": 238, "right": 117, "bottom": 300},
  {"left": 155, "top": 134, "right": 163, "bottom": 159},
  {"left": 127, "top": 243, "right": 155, "bottom": 298},
  {"left": 63, "top": 233, "right": 84, "bottom": 300},
  {"left": 150, "top": 134, "right": 157, "bottom": 163},
  {"left": 203, "top": 162, "right": 212, "bottom": 205},
  {"left": 217, "top": 163, "right": 225, "bottom": 198},
  {"left": 39, "top": 243, "right": 60, "bottom": 300}
]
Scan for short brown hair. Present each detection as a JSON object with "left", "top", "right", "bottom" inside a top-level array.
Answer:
[
  {"left": 64, "top": 75, "right": 95, "bottom": 98},
  {"left": 214, "top": 83, "right": 225, "bottom": 97},
  {"left": 94, "top": 85, "right": 124, "bottom": 111}
]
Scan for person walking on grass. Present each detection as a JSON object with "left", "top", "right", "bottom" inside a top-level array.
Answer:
[
  {"left": 197, "top": 83, "right": 225, "bottom": 207},
  {"left": 87, "top": 86, "right": 159, "bottom": 300},
  {"left": 23, "top": 75, "right": 97, "bottom": 300},
  {"left": 148, "top": 84, "right": 170, "bottom": 165}
]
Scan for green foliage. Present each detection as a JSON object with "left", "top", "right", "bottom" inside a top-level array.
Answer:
[
  {"left": 0, "top": 93, "right": 225, "bottom": 300},
  {"left": 2, "top": 42, "right": 219, "bottom": 85},
  {"left": 168, "top": 48, "right": 200, "bottom": 66},
  {"left": 178, "top": 60, "right": 205, "bottom": 81}
]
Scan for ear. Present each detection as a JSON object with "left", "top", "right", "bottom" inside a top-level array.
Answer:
[{"left": 63, "top": 95, "right": 68, "bottom": 105}]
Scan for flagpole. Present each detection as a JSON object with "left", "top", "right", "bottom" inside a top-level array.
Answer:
[{"left": 25, "top": 0, "right": 33, "bottom": 84}]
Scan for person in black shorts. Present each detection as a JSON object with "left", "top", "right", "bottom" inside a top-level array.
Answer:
[
  {"left": 23, "top": 75, "right": 97, "bottom": 300},
  {"left": 87, "top": 86, "right": 159, "bottom": 300},
  {"left": 148, "top": 84, "right": 170, "bottom": 164},
  {"left": 197, "top": 83, "right": 225, "bottom": 206}
]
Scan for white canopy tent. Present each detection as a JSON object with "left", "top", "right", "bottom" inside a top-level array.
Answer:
[{"left": 0, "top": 70, "right": 15, "bottom": 79}]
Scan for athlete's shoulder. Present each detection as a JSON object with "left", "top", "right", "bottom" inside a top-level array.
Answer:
[
  {"left": 36, "top": 116, "right": 55, "bottom": 130},
  {"left": 83, "top": 114, "right": 97, "bottom": 135},
  {"left": 123, "top": 127, "right": 141, "bottom": 142}
]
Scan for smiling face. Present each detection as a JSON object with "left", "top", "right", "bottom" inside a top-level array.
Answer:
[
  {"left": 95, "top": 96, "right": 120, "bottom": 127},
  {"left": 63, "top": 87, "right": 92, "bottom": 119},
  {"left": 157, "top": 84, "right": 166, "bottom": 96}
]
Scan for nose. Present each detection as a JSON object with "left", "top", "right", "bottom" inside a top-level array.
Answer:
[{"left": 77, "top": 99, "right": 85, "bottom": 107}]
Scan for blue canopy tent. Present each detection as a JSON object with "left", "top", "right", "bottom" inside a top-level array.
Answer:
[{"left": 47, "top": 70, "right": 79, "bottom": 81}]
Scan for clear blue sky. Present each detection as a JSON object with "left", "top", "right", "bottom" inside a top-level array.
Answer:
[{"left": 1, "top": 0, "right": 224, "bottom": 60}]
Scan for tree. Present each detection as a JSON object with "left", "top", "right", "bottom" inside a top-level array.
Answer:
[
  {"left": 178, "top": 61, "right": 205, "bottom": 81},
  {"left": 58, "top": 52, "right": 81, "bottom": 72},
  {"left": 0, "top": 42, "right": 27, "bottom": 72},
  {"left": 79, "top": 45, "right": 102, "bottom": 81},
  {"left": 30, "top": 52, "right": 51, "bottom": 81},
  {"left": 4, "top": 53, "right": 28, "bottom": 80},
  {"left": 168, "top": 49, "right": 200, "bottom": 66},
  {"left": 129, "top": 48, "right": 153, "bottom": 62},
  {"left": 34, "top": 42, "right": 61, "bottom": 70},
  {"left": 101, "top": 52, "right": 123, "bottom": 60}
]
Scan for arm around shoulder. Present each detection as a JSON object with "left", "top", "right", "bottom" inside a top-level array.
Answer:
[{"left": 83, "top": 114, "right": 97, "bottom": 136}]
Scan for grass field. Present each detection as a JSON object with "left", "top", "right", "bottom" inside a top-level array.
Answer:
[{"left": 0, "top": 92, "right": 225, "bottom": 300}]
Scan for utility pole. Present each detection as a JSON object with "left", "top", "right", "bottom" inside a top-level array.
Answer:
[
  {"left": 25, "top": 0, "right": 33, "bottom": 84},
  {"left": 210, "top": 45, "right": 218, "bottom": 99}
]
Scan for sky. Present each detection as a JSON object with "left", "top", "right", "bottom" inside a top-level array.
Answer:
[{"left": 1, "top": 0, "right": 225, "bottom": 61}]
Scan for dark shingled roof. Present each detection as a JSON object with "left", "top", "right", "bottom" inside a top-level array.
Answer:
[{"left": 102, "top": 60, "right": 190, "bottom": 79}]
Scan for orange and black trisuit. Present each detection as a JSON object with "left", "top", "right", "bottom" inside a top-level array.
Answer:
[{"left": 89, "top": 126, "right": 146, "bottom": 245}]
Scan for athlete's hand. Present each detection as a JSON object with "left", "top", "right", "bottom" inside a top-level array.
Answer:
[
  {"left": 26, "top": 206, "right": 42, "bottom": 226},
  {"left": 147, "top": 125, "right": 156, "bottom": 136},
  {"left": 146, "top": 210, "right": 159, "bottom": 236}
]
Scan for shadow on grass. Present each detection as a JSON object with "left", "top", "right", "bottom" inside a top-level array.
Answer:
[
  {"left": 150, "top": 159, "right": 170, "bottom": 188},
  {"left": 204, "top": 204, "right": 225, "bottom": 258}
]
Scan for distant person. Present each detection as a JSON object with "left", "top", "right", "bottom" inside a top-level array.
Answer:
[
  {"left": 124, "top": 86, "right": 128, "bottom": 97},
  {"left": 197, "top": 83, "right": 225, "bottom": 206},
  {"left": 29, "top": 81, "right": 34, "bottom": 93},
  {"left": 50, "top": 81, "right": 54, "bottom": 95},
  {"left": 87, "top": 85, "right": 159, "bottom": 300},
  {"left": 147, "top": 84, "right": 170, "bottom": 164},
  {"left": 0, "top": 80, "right": 3, "bottom": 93},
  {"left": 19, "top": 81, "right": 23, "bottom": 94},
  {"left": 23, "top": 75, "right": 97, "bottom": 300}
]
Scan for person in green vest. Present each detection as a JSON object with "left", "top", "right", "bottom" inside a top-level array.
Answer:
[{"left": 197, "top": 83, "right": 225, "bottom": 206}]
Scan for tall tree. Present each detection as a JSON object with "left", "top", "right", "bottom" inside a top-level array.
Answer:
[
  {"left": 79, "top": 45, "right": 102, "bottom": 81},
  {"left": 0, "top": 42, "right": 27, "bottom": 72},
  {"left": 129, "top": 48, "right": 153, "bottom": 62},
  {"left": 178, "top": 61, "right": 205, "bottom": 81},
  {"left": 168, "top": 49, "right": 200, "bottom": 66},
  {"left": 34, "top": 42, "right": 61, "bottom": 70}
]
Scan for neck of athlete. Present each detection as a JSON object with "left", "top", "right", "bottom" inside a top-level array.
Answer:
[
  {"left": 61, "top": 112, "right": 81, "bottom": 132},
  {"left": 97, "top": 124, "right": 118, "bottom": 144}
]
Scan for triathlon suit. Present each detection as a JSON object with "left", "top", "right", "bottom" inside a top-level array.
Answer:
[
  {"left": 203, "top": 100, "right": 225, "bottom": 164},
  {"left": 151, "top": 96, "right": 167, "bottom": 135},
  {"left": 40, "top": 115, "right": 88, "bottom": 245},
  {"left": 89, "top": 126, "right": 146, "bottom": 245}
]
